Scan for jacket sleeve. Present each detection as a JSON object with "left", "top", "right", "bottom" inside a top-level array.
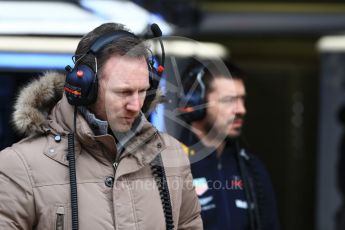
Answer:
[
  {"left": 0, "top": 148, "right": 35, "bottom": 230},
  {"left": 177, "top": 165, "right": 203, "bottom": 230}
]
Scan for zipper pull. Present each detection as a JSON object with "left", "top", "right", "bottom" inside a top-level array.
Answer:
[
  {"left": 113, "top": 162, "right": 119, "bottom": 171},
  {"left": 113, "top": 151, "right": 121, "bottom": 172}
]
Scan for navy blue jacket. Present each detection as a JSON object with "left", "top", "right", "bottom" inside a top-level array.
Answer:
[{"left": 178, "top": 129, "right": 280, "bottom": 230}]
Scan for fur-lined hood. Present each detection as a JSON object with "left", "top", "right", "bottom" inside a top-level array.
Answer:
[
  {"left": 13, "top": 72, "right": 65, "bottom": 135},
  {"left": 13, "top": 71, "right": 163, "bottom": 135}
]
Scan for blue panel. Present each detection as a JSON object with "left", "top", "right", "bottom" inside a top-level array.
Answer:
[
  {"left": 0, "top": 52, "right": 73, "bottom": 70},
  {"left": 150, "top": 103, "right": 165, "bottom": 132},
  {"left": 150, "top": 72, "right": 166, "bottom": 132}
]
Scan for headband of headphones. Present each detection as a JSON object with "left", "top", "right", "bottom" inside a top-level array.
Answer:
[{"left": 90, "top": 30, "right": 138, "bottom": 54}]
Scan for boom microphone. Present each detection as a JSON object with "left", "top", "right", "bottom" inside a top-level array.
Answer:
[{"left": 150, "top": 23, "right": 165, "bottom": 71}]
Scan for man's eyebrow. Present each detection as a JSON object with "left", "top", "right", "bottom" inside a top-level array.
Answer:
[
  {"left": 219, "top": 95, "right": 246, "bottom": 100},
  {"left": 112, "top": 85, "right": 150, "bottom": 91},
  {"left": 220, "top": 95, "right": 239, "bottom": 98}
]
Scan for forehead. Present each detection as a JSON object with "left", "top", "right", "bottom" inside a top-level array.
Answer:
[{"left": 102, "top": 55, "right": 149, "bottom": 86}]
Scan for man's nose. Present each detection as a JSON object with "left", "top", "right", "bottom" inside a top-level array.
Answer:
[
  {"left": 235, "top": 99, "right": 246, "bottom": 115},
  {"left": 126, "top": 93, "right": 141, "bottom": 112}
]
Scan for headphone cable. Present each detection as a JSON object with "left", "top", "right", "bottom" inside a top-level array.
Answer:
[
  {"left": 67, "top": 106, "right": 79, "bottom": 230},
  {"left": 235, "top": 141, "right": 257, "bottom": 230}
]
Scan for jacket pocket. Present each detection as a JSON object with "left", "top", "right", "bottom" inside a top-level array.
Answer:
[{"left": 55, "top": 206, "right": 65, "bottom": 230}]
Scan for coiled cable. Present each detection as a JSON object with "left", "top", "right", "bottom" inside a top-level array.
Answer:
[
  {"left": 150, "top": 154, "right": 174, "bottom": 230},
  {"left": 67, "top": 106, "right": 79, "bottom": 230}
]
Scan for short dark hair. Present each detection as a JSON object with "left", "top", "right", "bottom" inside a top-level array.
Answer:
[
  {"left": 75, "top": 22, "right": 149, "bottom": 77},
  {"left": 223, "top": 60, "right": 246, "bottom": 81}
]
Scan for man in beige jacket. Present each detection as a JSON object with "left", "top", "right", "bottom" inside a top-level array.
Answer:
[{"left": 0, "top": 23, "right": 202, "bottom": 230}]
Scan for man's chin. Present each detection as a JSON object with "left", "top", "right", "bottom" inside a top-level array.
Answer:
[
  {"left": 227, "top": 129, "right": 242, "bottom": 139},
  {"left": 111, "top": 125, "right": 132, "bottom": 133}
]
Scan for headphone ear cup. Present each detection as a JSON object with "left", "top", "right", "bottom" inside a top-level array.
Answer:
[
  {"left": 142, "top": 66, "right": 159, "bottom": 113},
  {"left": 179, "top": 89, "right": 206, "bottom": 123},
  {"left": 179, "top": 64, "right": 208, "bottom": 123},
  {"left": 64, "top": 64, "right": 98, "bottom": 106}
]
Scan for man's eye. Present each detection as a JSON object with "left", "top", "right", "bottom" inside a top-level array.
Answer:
[
  {"left": 117, "top": 91, "right": 131, "bottom": 97},
  {"left": 121, "top": 90, "right": 132, "bottom": 96},
  {"left": 139, "top": 90, "right": 147, "bottom": 97},
  {"left": 220, "top": 97, "right": 236, "bottom": 103}
]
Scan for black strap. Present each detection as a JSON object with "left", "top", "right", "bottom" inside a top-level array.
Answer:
[{"left": 150, "top": 154, "right": 174, "bottom": 230}]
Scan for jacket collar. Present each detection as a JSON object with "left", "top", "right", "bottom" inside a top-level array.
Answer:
[{"left": 114, "top": 124, "right": 166, "bottom": 180}]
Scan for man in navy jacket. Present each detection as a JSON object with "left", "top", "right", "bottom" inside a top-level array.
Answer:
[{"left": 177, "top": 59, "right": 280, "bottom": 230}]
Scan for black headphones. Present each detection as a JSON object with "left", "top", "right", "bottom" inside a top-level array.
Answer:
[
  {"left": 178, "top": 62, "right": 208, "bottom": 123},
  {"left": 64, "top": 24, "right": 165, "bottom": 112}
]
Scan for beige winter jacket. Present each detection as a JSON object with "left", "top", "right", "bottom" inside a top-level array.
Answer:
[{"left": 0, "top": 72, "right": 202, "bottom": 230}]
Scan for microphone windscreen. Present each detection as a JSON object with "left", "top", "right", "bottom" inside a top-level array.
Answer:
[{"left": 151, "top": 23, "right": 162, "bottom": 37}]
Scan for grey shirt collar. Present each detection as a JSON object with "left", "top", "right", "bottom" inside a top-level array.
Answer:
[
  {"left": 78, "top": 106, "right": 108, "bottom": 136},
  {"left": 78, "top": 106, "right": 145, "bottom": 154},
  {"left": 113, "top": 113, "right": 145, "bottom": 154}
]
